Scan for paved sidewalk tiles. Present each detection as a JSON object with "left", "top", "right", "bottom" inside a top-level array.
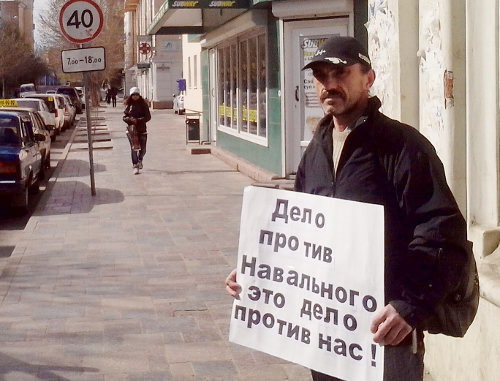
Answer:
[{"left": 0, "top": 105, "right": 312, "bottom": 380}]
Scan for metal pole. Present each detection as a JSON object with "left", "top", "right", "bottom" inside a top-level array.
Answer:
[{"left": 83, "top": 71, "right": 96, "bottom": 196}]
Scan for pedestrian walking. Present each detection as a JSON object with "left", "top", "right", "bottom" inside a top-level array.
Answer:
[
  {"left": 123, "top": 87, "right": 151, "bottom": 175},
  {"left": 105, "top": 88, "right": 111, "bottom": 104},
  {"left": 225, "top": 36, "right": 477, "bottom": 380},
  {"left": 110, "top": 86, "right": 118, "bottom": 108}
]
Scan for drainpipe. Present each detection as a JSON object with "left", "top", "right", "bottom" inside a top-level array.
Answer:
[{"left": 440, "top": 0, "right": 467, "bottom": 213}]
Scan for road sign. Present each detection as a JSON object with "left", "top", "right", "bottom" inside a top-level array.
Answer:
[
  {"left": 61, "top": 47, "right": 106, "bottom": 73},
  {"left": 59, "top": 0, "right": 103, "bottom": 43},
  {"left": 139, "top": 42, "right": 151, "bottom": 55}
]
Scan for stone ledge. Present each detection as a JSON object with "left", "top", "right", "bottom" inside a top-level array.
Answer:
[
  {"left": 479, "top": 245, "right": 500, "bottom": 308},
  {"left": 211, "top": 146, "right": 280, "bottom": 183}
]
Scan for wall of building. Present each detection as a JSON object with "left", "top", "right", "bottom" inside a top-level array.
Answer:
[
  {"left": 182, "top": 34, "right": 203, "bottom": 113},
  {"left": 151, "top": 35, "right": 183, "bottom": 107},
  {"left": 367, "top": 0, "right": 500, "bottom": 379},
  {"left": 0, "top": 0, "right": 34, "bottom": 48},
  {"left": 215, "top": 11, "right": 282, "bottom": 175}
]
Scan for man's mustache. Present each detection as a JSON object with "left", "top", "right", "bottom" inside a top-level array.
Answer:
[{"left": 320, "top": 90, "right": 344, "bottom": 101}]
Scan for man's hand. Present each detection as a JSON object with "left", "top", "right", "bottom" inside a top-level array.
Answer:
[
  {"left": 370, "top": 304, "right": 412, "bottom": 346},
  {"left": 225, "top": 269, "right": 241, "bottom": 299}
]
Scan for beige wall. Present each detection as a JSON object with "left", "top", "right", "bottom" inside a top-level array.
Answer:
[
  {"left": 182, "top": 34, "right": 203, "bottom": 113},
  {"left": 368, "top": 0, "right": 500, "bottom": 379}
]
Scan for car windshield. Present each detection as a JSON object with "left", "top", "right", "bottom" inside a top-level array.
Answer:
[
  {"left": 15, "top": 100, "right": 40, "bottom": 110},
  {"left": 33, "top": 97, "right": 56, "bottom": 112},
  {"left": 20, "top": 85, "right": 35, "bottom": 93},
  {"left": 58, "top": 88, "right": 71, "bottom": 94},
  {"left": 0, "top": 116, "right": 21, "bottom": 145}
]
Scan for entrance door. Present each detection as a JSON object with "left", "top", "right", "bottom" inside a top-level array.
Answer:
[
  {"left": 283, "top": 18, "right": 349, "bottom": 174},
  {"left": 209, "top": 48, "right": 217, "bottom": 142}
]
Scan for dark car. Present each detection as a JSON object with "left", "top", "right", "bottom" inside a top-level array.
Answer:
[
  {"left": 0, "top": 107, "right": 51, "bottom": 172},
  {"left": 0, "top": 110, "right": 46, "bottom": 212},
  {"left": 56, "top": 86, "right": 83, "bottom": 114}
]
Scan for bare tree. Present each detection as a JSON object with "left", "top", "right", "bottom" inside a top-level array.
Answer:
[
  {"left": 37, "top": 0, "right": 125, "bottom": 103},
  {"left": 0, "top": 22, "right": 49, "bottom": 97}
]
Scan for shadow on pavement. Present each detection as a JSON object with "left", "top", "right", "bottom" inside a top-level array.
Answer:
[
  {"left": 55, "top": 159, "right": 107, "bottom": 178},
  {"left": 34, "top": 181, "right": 125, "bottom": 216},
  {"left": 0, "top": 352, "right": 99, "bottom": 380}
]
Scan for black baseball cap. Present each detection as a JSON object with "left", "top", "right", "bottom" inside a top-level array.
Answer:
[{"left": 302, "top": 36, "right": 371, "bottom": 70}]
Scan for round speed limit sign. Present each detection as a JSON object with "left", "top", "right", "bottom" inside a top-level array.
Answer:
[{"left": 59, "top": 0, "right": 103, "bottom": 43}]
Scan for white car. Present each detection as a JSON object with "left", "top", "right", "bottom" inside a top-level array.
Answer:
[
  {"left": 75, "top": 86, "right": 86, "bottom": 110},
  {"left": 173, "top": 94, "right": 185, "bottom": 114},
  {"left": 4, "top": 98, "right": 57, "bottom": 141},
  {"left": 19, "top": 83, "right": 37, "bottom": 97},
  {"left": 61, "top": 94, "right": 76, "bottom": 129},
  {"left": 28, "top": 94, "right": 66, "bottom": 135}
]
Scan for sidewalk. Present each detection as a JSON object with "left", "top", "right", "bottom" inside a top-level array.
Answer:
[{"left": 0, "top": 105, "right": 311, "bottom": 380}]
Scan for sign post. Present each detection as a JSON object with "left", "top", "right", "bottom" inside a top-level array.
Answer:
[{"left": 59, "top": 0, "right": 104, "bottom": 196}]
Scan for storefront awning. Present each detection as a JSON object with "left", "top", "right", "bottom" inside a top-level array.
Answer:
[{"left": 146, "top": 0, "right": 252, "bottom": 35}]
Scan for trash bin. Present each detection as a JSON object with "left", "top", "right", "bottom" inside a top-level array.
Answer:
[{"left": 185, "top": 113, "right": 201, "bottom": 144}]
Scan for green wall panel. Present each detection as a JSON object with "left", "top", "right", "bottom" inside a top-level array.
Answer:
[{"left": 216, "top": 10, "right": 283, "bottom": 176}]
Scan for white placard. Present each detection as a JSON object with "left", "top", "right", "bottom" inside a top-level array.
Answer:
[
  {"left": 229, "top": 186, "right": 385, "bottom": 381},
  {"left": 61, "top": 47, "right": 106, "bottom": 73}
]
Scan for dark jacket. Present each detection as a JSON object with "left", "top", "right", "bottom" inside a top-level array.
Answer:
[
  {"left": 295, "top": 96, "right": 468, "bottom": 329},
  {"left": 123, "top": 99, "right": 151, "bottom": 133}
]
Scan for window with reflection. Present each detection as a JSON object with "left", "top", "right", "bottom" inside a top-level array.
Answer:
[{"left": 216, "top": 31, "right": 267, "bottom": 141}]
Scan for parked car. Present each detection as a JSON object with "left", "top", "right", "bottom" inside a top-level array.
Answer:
[
  {"left": 0, "top": 98, "right": 57, "bottom": 141},
  {"left": 46, "top": 89, "right": 56, "bottom": 94},
  {"left": 75, "top": 86, "right": 85, "bottom": 110},
  {"left": 173, "top": 94, "right": 185, "bottom": 115},
  {"left": 56, "top": 86, "right": 83, "bottom": 114},
  {"left": 0, "top": 107, "right": 51, "bottom": 174},
  {"left": 28, "top": 94, "right": 66, "bottom": 134},
  {"left": 61, "top": 94, "right": 76, "bottom": 129},
  {"left": 19, "top": 83, "right": 37, "bottom": 97},
  {"left": 0, "top": 110, "right": 46, "bottom": 212}
]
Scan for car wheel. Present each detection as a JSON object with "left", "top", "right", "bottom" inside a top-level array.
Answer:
[
  {"left": 28, "top": 173, "right": 40, "bottom": 194},
  {"left": 45, "top": 152, "right": 51, "bottom": 170},
  {"left": 39, "top": 158, "right": 46, "bottom": 180},
  {"left": 13, "top": 186, "right": 29, "bottom": 214}
]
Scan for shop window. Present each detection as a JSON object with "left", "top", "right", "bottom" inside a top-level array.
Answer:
[{"left": 216, "top": 31, "right": 267, "bottom": 143}]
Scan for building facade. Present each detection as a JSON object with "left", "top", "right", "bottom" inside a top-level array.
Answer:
[
  {"left": 124, "top": 0, "right": 183, "bottom": 108},
  {"left": 369, "top": 1, "right": 499, "bottom": 379},
  {"left": 125, "top": 0, "right": 500, "bottom": 379},
  {"left": 0, "top": 0, "right": 34, "bottom": 47}
]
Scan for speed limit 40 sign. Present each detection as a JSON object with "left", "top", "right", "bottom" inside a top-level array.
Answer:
[{"left": 59, "top": 0, "right": 103, "bottom": 43}]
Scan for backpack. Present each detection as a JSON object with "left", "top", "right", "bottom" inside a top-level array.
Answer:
[
  {"left": 423, "top": 240, "right": 479, "bottom": 337},
  {"left": 372, "top": 124, "right": 480, "bottom": 337}
]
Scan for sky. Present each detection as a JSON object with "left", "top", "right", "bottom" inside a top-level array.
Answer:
[{"left": 33, "top": 0, "right": 49, "bottom": 46}]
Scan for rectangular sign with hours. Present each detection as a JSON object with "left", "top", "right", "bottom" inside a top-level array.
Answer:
[{"left": 61, "top": 47, "right": 106, "bottom": 73}]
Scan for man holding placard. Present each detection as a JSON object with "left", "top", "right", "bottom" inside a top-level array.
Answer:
[{"left": 226, "top": 36, "right": 473, "bottom": 380}]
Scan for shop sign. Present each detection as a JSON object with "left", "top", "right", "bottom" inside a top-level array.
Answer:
[{"left": 169, "top": 0, "right": 250, "bottom": 8}]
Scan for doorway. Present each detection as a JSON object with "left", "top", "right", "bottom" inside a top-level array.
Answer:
[{"left": 283, "top": 18, "right": 349, "bottom": 174}]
